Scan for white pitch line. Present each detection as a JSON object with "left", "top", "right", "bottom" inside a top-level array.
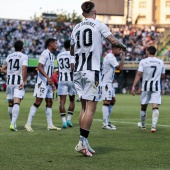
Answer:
[{"left": 94, "top": 119, "right": 170, "bottom": 128}]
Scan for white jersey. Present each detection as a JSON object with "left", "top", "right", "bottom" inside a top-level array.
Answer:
[
  {"left": 138, "top": 57, "right": 165, "bottom": 92},
  {"left": 37, "top": 49, "right": 54, "bottom": 84},
  {"left": 57, "top": 51, "right": 75, "bottom": 82},
  {"left": 5, "top": 52, "right": 28, "bottom": 85},
  {"left": 71, "top": 18, "right": 112, "bottom": 72},
  {"left": 101, "top": 53, "right": 119, "bottom": 85}
]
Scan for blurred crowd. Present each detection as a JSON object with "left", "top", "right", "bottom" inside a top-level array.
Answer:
[{"left": 0, "top": 18, "right": 169, "bottom": 61}]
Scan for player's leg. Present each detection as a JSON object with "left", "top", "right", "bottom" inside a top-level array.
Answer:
[
  {"left": 59, "top": 95, "right": 67, "bottom": 128},
  {"left": 75, "top": 71, "right": 99, "bottom": 157},
  {"left": 102, "top": 100, "right": 111, "bottom": 129},
  {"left": 151, "top": 103, "right": 159, "bottom": 132},
  {"left": 46, "top": 86, "right": 61, "bottom": 130},
  {"left": 25, "top": 97, "right": 43, "bottom": 131},
  {"left": 108, "top": 97, "right": 116, "bottom": 129},
  {"left": 139, "top": 91, "right": 150, "bottom": 130},
  {"left": 8, "top": 100, "right": 13, "bottom": 122},
  {"left": 10, "top": 87, "right": 25, "bottom": 131},
  {"left": 10, "top": 97, "right": 21, "bottom": 131},
  {"left": 140, "top": 104, "right": 148, "bottom": 130},
  {"left": 67, "top": 95, "right": 75, "bottom": 127},
  {"left": 150, "top": 92, "right": 161, "bottom": 132}
]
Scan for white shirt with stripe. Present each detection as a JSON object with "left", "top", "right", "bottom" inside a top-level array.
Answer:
[
  {"left": 37, "top": 49, "right": 54, "bottom": 84},
  {"left": 57, "top": 51, "right": 75, "bottom": 82},
  {"left": 71, "top": 18, "right": 112, "bottom": 72},
  {"left": 5, "top": 52, "right": 28, "bottom": 85},
  {"left": 138, "top": 57, "right": 165, "bottom": 92}
]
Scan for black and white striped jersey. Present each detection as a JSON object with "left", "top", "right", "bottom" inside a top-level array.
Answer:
[
  {"left": 37, "top": 49, "right": 54, "bottom": 84},
  {"left": 71, "top": 18, "right": 112, "bottom": 72},
  {"left": 57, "top": 51, "right": 75, "bottom": 82},
  {"left": 138, "top": 57, "right": 165, "bottom": 92},
  {"left": 5, "top": 52, "right": 28, "bottom": 85}
]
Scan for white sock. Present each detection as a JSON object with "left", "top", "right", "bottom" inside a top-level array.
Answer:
[
  {"left": 102, "top": 105, "right": 109, "bottom": 125},
  {"left": 108, "top": 104, "right": 114, "bottom": 122},
  {"left": 26, "top": 105, "right": 37, "bottom": 126},
  {"left": 11, "top": 104, "right": 20, "bottom": 126},
  {"left": 140, "top": 110, "right": 146, "bottom": 127},
  {"left": 8, "top": 106, "right": 13, "bottom": 121},
  {"left": 61, "top": 113, "right": 66, "bottom": 123},
  {"left": 67, "top": 111, "right": 73, "bottom": 121},
  {"left": 152, "top": 109, "right": 159, "bottom": 128},
  {"left": 46, "top": 107, "right": 53, "bottom": 127}
]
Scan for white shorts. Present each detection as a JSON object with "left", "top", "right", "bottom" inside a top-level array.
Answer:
[
  {"left": 74, "top": 70, "right": 100, "bottom": 101},
  {"left": 58, "top": 81, "right": 76, "bottom": 96},
  {"left": 6, "top": 85, "right": 25, "bottom": 100},
  {"left": 33, "top": 81, "right": 53, "bottom": 99},
  {"left": 140, "top": 91, "right": 162, "bottom": 105},
  {"left": 101, "top": 83, "right": 115, "bottom": 100}
]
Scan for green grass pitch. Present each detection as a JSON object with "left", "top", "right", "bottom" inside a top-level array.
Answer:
[{"left": 0, "top": 91, "right": 170, "bottom": 170}]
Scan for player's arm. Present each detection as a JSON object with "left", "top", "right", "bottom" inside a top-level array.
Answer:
[
  {"left": 106, "top": 35, "right": 127, "bottom": 51},
  {"left": 116, "top": 50, "right": 125, "bottom": 71},
  {"left": 131, "top": 71, "right": 142, "bottom": 96},
  {"left": 19, "top": 65, "right": 27, "bottom": 90},
  {"left": 38, "top": 63, "right": 52, "bottom": 85},
  {"left": 161, "top": 73, "right": 165, "bottom": 79},
  {"left": 1, "top": 61, "right": 7, "bottom": 74},
  {"left": 70, "top": 44, "right": 74, "bottom": 56}
]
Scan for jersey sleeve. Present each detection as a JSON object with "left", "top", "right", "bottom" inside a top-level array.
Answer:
[
  {"left": 39, "top": 51, "right": 48, "bottom": 65},
  {"left": 22, "top": 55, "right": 28, "bottom": 66},
  {"left": 98, "top": 22, "right": 112, "bottom": 38},
  {"left": 138, "top": 60, "right": 143, "bottom": 72}
]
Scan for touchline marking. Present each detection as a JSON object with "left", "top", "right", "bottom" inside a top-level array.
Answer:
[{"left": 94, "top": 119, "right": 170, "bottom": 128}]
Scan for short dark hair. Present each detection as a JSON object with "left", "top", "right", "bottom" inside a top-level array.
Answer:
[
  {"left": 64, "top": 40, "right": 70, "bottom": 49},
  {"left": 112, "top": 44, "right": 121, "bottom": 49},
  {"left": 45, "top": 38, "right": 56, "bottom": 49},
  {"left": 81, "top": 1, "right": 95, "bottom": 13},
  {"left": 14, "top": 40, "right": 24, "bottom": 51},
  {"left": 147, "top": 46, "right": 157, "bottom": 55}
]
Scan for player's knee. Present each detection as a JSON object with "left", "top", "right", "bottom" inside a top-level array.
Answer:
[{"left": 33, "top": 103, "right": 40, "bottom": 108}]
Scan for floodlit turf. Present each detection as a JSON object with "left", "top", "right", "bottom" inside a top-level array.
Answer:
[{"left": 0, "top": 91, "right": 170, "bottom": 170}]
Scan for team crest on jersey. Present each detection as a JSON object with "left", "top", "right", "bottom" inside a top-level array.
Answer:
[{"left": 38, "top": 81, "right": 42, "bottom": 88}]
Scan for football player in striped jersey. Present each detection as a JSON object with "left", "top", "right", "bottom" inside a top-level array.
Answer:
[
  {"left": 132, "top": 46, "right": 165, "bottom": 132},
  {"left": 71, "top": 1, "right": 127, "bottom": 157},
  {"left": 1, "top": 40, "right": 28, "bottom": 131},
  {"left": 25, "top": 38, "right": 61, "bottom": 132}
]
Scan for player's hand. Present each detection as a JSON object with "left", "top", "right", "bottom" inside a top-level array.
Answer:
[
  {"left": 121, "top": 50, "right": 125, "bottom": 60},
  {"left": 47, "top": 77, "right": 52, "bottom": 86},
  {"left": 19, "top": 82, "right": 25, "bottom": 90},
  {"left": 51, "top": 83, "right": 56, "bottom": 92},
  {"left": 131, "top": 86, "right": 136, "bottom": 96}
]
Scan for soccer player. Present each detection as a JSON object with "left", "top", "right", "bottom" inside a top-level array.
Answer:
[
  {"left": 25, "top": 38, "right": 61, "bottom": 132},
  {"left": 57, "top": 40, "right": 76, "bottom": 128},
  {"left": 101, "top": 45, "right": 125, "bottom": 130},
  {"left": 131, "top": 46, "right": 165, "bottom": 133},
  {"left": 70, "top": 1, "right": 126, "bottom": 157},
  {"left": 1, "top": 40, "right": 28, "bottom": 131}
]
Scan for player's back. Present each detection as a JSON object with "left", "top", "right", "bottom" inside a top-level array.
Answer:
[
  {"left": 140, "top": 57, "right": 165, "bottom": 91},
  {"left": 57, "top": 51, "right": 74, "bottom": 82},
  {"left": 71, "top": 18, "right": 111, "bottom": 72},
  {"left": 6, "top": 52, "right": 28, "bottom": 85}
]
